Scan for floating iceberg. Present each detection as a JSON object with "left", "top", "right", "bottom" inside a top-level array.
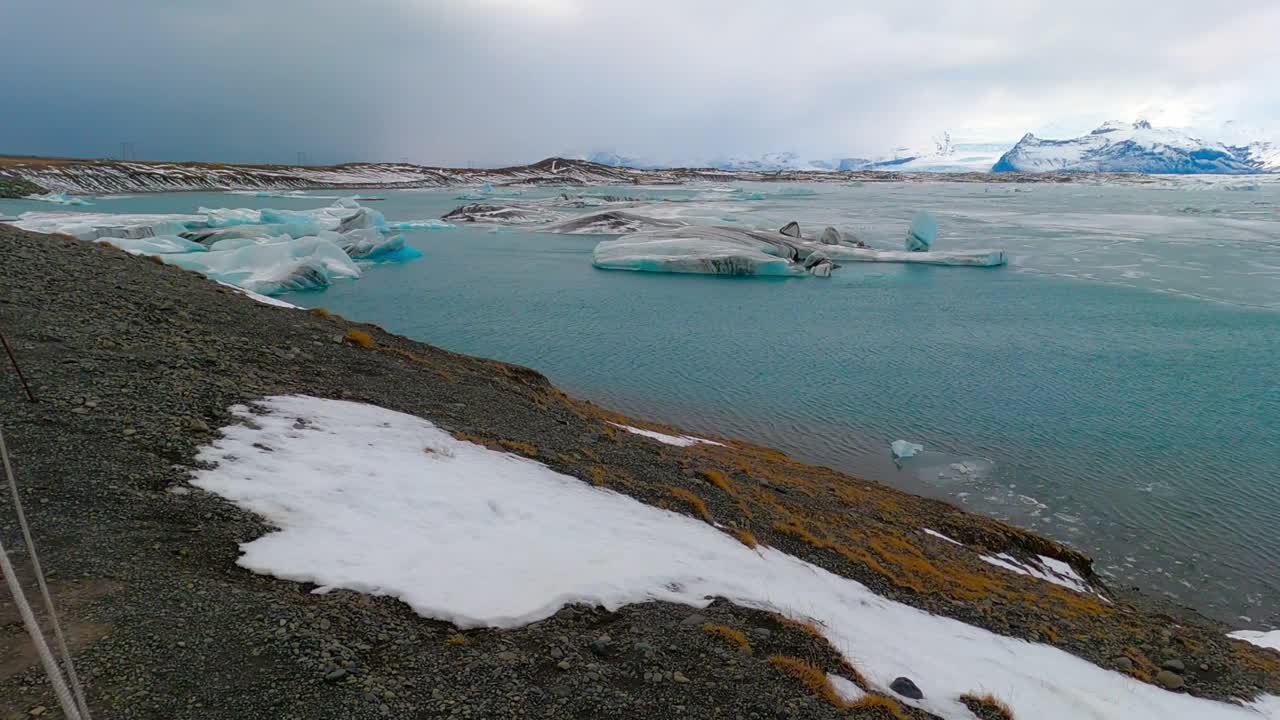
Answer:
[
  {"left": 592, "top": 226, "right": 833, "bottom": 277},
  {"left": 98, "top": 235, "right": 208, "bottom": 255},
  {"left": 591, "top": 217, "right": 1005, "bottom": 277},
  {"left": 904, "top": 212, "right": 937, "bottom": 252},
  {"left": 14, "top": 198, "right": 418, "bottom": 295},
  {"left": 164, "top": 235, "right": 362, "bottom": 295},
  {"left": 442, "top": 203, "right": 561, "bottom": 225},
  {"left": 542, "top": 211, "right": 686, "bottom": 235},
  {"left": 891, "top": 440, "right": 923, "bottom": 459}
]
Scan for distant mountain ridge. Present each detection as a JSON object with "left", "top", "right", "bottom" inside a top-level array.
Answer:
[
  {"left": 577, "top": 133, "right": 1008, "bottom": 174},
  {"left": 992, "top": 121, "right": 1280, "bottom": 174}
]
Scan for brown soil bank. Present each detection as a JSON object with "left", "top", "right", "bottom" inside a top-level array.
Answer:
[{"left": 0, "top": 225, "right": 1276, "bottom": 718}]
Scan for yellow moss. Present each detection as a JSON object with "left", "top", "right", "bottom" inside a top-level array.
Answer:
[
  {"left": 702, "top": 624, "right": 752, "bottom": 654},
  {"left": 445, "top": 634, "right": 467, "bottom": 646},
  {"left": 669, "top": 487, "right": 711, "bottom": 522},
  {"left": 309, "top": 307, "right": 331, "bottom": 318},
  {"left": 344, "top": 329, "right": 375, "bottom": 349},
  {"left": 960, "top": 692, "right": 1016, "bottom": 720}
]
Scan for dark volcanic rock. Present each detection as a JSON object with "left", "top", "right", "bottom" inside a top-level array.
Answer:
[{"left": 890, "top": 676, "right": 924, "bottom": 699}]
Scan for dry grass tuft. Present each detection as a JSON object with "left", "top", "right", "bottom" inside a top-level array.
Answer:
[
  {"left": 587, "top": 465, "right": 607, "bottom": 486},
  {"left": 730, "top": 528, "right": 758, "bottom": 549},
  {"left": 960, "top": 693, "right": 1016, "bottom": 720},
  {"left": 344, "top": 329, "right": 375, "bottom": 349},
  {"left": 848, "top": 694, "right": 910, "bottom": 719},
  {"left": 699, "top": 469, "right": 735, "bottom": 495},
  {"left": 309, "top": 307, "right": 331, "bottom": 318},
  {"left": 772, "top": 614, "right": 827, "bottom": 643},
  {"left": 445, "top": 633, "right": 467, "bottom": 646},
  {"left": 498, "top": 439, "right": 539, "bottom": 458},
  {"left": 702, "top": 624, "right": 752, "bottom": 654},
  {"left": 767, "top": 656, "right": 851, "bottom": 708},
  {"left": 669, "top": 487, "right": 711, "bottom": 522}
]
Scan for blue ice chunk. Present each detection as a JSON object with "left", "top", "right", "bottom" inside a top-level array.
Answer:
[
  {"left": 905, "top": 212, "right": 937, "bottom": 252},
  {"left": 890, "top": 440, "right": 923, "bottom": 459}
]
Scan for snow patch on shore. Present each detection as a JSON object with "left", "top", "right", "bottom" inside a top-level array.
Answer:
[
  {"left": 1229, "top": 630, "right": 1280, "bottom": 651},
  {"left": 191, "top": 396, "right": 1278, "bottom": 720},
  {"left": 608, "top": 422, "right": 724, "bottom": 447}
]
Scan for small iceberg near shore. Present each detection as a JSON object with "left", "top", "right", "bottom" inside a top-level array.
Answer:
[
  {"left": 12, "top": 197, "right": 425, "bottom": 295},
  {"left": 891, "top": 440, "right": 924, "bottom": 459}
]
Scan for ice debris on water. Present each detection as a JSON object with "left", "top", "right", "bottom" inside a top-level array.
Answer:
[
  {"left": 891, "top": 440, "right": 924, "bottom": 459},
  {"left": 26, "top": 192, "right": 93, "bottom": 206}
]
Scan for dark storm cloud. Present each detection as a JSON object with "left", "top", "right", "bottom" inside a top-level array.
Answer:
[{"left": 2, "top": 0, "right": 1277, "bottom": 165}]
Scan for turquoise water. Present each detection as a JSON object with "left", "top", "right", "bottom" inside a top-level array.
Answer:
[{"left": 4, "top": 181, "right": 1278, "bottom": 626}]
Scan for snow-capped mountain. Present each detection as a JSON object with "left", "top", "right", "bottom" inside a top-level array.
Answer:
[{"left": 992, "top": 121, "right": 1278, "bottom": 174}]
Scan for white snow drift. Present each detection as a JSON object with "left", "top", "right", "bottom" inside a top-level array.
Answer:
[{"left": 191, "top": 396, "right": 1277, "bottom": 720}]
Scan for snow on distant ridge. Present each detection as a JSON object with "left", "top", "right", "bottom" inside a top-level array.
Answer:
[
  {"left": 570, "top": 133, "right": 1009, "bottom": 174},
  {"left": 993, "top": 121, "right": 1278, "bottom": 174}
]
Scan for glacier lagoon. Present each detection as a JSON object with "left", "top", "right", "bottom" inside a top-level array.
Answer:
[{"left": 3, "top": 178, "right": 1277, "bottom": 627}]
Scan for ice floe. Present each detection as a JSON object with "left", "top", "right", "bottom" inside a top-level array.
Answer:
[
  {"left": 189, "top": 396, "right": 1279, "bottom": 720},
  {"left": 12, "top": 198, "right": 426, "bottom": 295},
  {"left": 592, "top": 218, "right": 1005, "bottom": 277},
  {"left": 542, "top": 211, "right": 686, "bottom": 235},
  {"left": 891, "top": 440, "right": 924, "bottom": 459}
]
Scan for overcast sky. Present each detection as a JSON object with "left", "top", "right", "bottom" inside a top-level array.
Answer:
[{"left": 3, "top": 0, "right": 1278, "bottom": 166}]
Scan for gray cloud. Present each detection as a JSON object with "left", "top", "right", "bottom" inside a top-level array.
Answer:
[{"left": 3, "top": 0, "right": 1277, "bottom": 165}]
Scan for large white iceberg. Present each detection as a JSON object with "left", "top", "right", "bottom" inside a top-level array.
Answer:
[
  {"left": 592, "top": 226, "right": 831, "bottom": 277},
  {"left": 164, "top": 235, "right": 362, "bottom": 295},
  {"left": 591, "top": 218, "right": 1006, "bottom": 277}
]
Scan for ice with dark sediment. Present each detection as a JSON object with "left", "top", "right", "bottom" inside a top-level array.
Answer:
[
  {"left": 592, "top": 216, "right": 1007, "bottom": 277},
  {"left": 442, "top": 203, "right": 562, "bottom": 225},
  {"left": 542, "top": 211, "right": 687, "bottom": 235}
]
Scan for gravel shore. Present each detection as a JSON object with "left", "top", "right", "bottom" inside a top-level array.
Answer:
[{"left": 1, "top": 226, "right": 1276, "bottom": 718}]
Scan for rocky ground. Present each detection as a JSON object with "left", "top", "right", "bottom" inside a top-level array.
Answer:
[{"left": 1, "top": 225, "right": 1277, "bottom": 718}]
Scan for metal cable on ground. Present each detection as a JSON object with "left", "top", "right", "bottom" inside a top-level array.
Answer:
[
  {"left": 0, "top": 330, "right": 36, "bottom": 402},
  {"left": 0, "top": 530, "right": 82, "bottom": 720},
  {"left": 1, "top": 426, "right": 91, "bottom": 719}
]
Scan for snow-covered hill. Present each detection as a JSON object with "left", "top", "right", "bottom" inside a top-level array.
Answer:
[
  {"left": 992, "top": 121, "right": 1278, "bottom": 174},
  {"left": 576, "top": 134, "right": 1010, "bottom": 174}
]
